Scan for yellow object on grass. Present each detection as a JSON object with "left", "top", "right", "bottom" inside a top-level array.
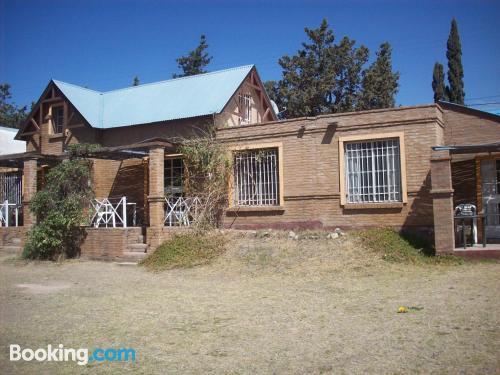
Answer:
[{"left": 398, "top": 306, "right": 408, "bottom": 313}]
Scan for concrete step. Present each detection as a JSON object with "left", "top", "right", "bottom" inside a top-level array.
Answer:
[
  {"left": 0, "top": 245, "right": 22, "bottom": 255},
  {"left": 122, "top": 251, "right": 147, "bottom": 260},
  {"left": 127, "top": 243, "right": 148, "bottom": 252}
]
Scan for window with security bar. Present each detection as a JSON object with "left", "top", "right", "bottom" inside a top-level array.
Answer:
[
  {"left": 344, "top": 139, "right": 402, "bottom": 203},
  {"left": 238, "top": 93, "right": 252, "bottom": 124},
  {"left": 233, "top": 148, "right": 279, "bottom": 206}
]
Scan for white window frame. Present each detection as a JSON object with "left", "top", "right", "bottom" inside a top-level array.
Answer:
[
  {"left": 238, "top": 93, "right": 252, "bottom": 125},
  {"left": 339, "top": 132, "right": 407, "bottom": 206}
]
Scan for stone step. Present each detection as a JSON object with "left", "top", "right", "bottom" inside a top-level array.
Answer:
[
  {"left": 0, "top": 245, "right": 22, "bottom": 255},
  {"left": 127, "top": 243, "right": 148, "bottom": 252},
  {"left": 121, "top": 251, "right": 147, "bottom": 261}
]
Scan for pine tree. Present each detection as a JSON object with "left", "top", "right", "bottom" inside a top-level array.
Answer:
[
  {"left": 0, "top": 83, "right": 28, "bottom": 128},
  {"left": 431, "top": 62, "right": 447, "bottom": 102},
  {"left": 173, "top": 35, "right": 213, "bottom": 78},
  {"left": 357, "top": 42, "right": 399, "bottom": 110},
  {"left": 132, "top": 76, "right": 140, "bottom": 86},
  {"left": 274, "top": 19, "right": 369, "bottom": 118},
  {"left": 446, "top": 18, "right": 465, "bottom": 104}
]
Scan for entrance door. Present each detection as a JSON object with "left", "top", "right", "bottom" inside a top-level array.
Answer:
[{"left": 481, "top": 159, "right": 500, "bottom": 239}]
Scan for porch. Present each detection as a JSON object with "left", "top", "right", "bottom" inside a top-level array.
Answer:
[
  {"left": 0, "top": 140, "right": 201, "bottom": 260},
  {"left": 431, "top": 142, "right": 500, "bottom": 258}
]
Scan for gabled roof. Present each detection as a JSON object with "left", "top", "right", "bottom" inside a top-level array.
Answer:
[{"left": 52, "top": 65, "right": 255, "bottom": 129}]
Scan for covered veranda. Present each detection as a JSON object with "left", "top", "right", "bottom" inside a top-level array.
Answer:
[
  {"left": 0, "top": 139, "right": 200, "bottom": 256},
  {"left": 431, "top": 142, "right": 500, "bottom": 258}
]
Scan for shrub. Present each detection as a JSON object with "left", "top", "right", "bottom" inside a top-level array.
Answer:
[
  {"left": 355, "top": 228, "right": 463, "bottom": 265},
  {"left": 140, "top": 232, "right": 226, "bottom": 271},
  {"left": 22, "top": 144, "right": 97, "bottom": 260}
]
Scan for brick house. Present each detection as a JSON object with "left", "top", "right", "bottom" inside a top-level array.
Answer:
[{"left": 1, "top": 65, "right": 499, "bottom": 260}]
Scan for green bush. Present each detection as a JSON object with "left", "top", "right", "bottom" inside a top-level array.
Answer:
[
  {"left": 22, "top": 145, "right": 97, "bottom": 260},
  {"left": 140, "top": 232, "right": 226, "bottom": 271},
  {"left": 355, "top": 228, "right": 463, "bottom": 265}
]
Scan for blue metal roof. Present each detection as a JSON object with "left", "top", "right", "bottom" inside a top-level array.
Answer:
[{"left": 53, "top": 65, "right": 254, "bottom": 129}]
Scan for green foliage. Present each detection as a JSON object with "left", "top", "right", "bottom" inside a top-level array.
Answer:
[
  {"left": 271, "top": 19, "right": 398, "bottom": 118},
  {"left": 355, "top": 228, "right": 463, "bottom": 265},
  {"left": 0, "top": 83, "right": 28, "bottom": 129},
  {"left": 22, "top": 146, "right": 96, "bottom": 260},
  {"left": 178, "top": 128, "right": 232, "bottom": 229},
  {"left": 173, "top": 34, "right": 212, "bottom": 78},
  {"left": 446, "top": 18, "right": 465, "bottom": 104},
  {"left": 132, "top": 76, "right": 140, "bottom": 86},
  {"left": 432, "top": 62, "right": 448, "bottom": 102},
  {"left": 357, "top": 42, "right": 399, "bottom": 110},
  {"left": 140, "top": 232, "right": 226, "bottom": 271}
]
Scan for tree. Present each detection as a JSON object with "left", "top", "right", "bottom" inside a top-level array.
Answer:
[
  {"left": 0, "top": 83, "right": 28, "bottom": 128},
  {"left": 173, "top": 35, "right": 213, "bottom": 78},
  {"left": 432, "top": 62, "right": 447, "bottom": 102},
  {"left": 23, "top": 144, "right": 98, "bottom": 260},
  {"left": 357, "top": 42, "right": 399, "bottom": 110},
  {"left": 446, "top": 18, "right": 465, "bottom": 104},
  {"left": 132, "top": 76, "right": 140, "bottom": 86},
  {"left": 331, "top": 37, "right": 369, "bottom": 112},
  {"left": 276, "top": 19, "right": 335, "bottom": 118}
]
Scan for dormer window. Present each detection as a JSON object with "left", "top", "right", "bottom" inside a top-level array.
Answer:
[
  {"left": 52, "top": 105, "right": 64, "bottom": 134},
  {"left": 238, "top": 93, "right": 252, "bottom": 124}
]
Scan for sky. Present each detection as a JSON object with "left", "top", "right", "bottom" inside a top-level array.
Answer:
[{"left": 1, "top": 0, "right": 499, "bottom": 111}]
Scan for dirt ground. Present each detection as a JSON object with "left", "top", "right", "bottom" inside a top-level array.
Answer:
[{"left": 1, "top": 232, "right": 499, "bottom": 374}]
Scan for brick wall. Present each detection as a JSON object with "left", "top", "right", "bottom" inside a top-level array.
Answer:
[
  {"left": 218, "top": 105, "right": 443, "bottom": 232},
  {"left": 78, "top": 227, "right": 142, "bottom": 261}
]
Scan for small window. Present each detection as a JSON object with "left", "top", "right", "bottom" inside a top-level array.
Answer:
[
  {"left": 164, "top": 158, "right": 184, "bottom": 197},
  {"left": 52, "top": 106, "right": 64, "bottom": 134},
  {"left": 344, "top": 138, "right": 402, "bottom": 203},
  {"left": 233, "top": 148, "right": 279, "bottom": 206},
  {"left": 238, "top": 93, "right": 252, "bottom": 124}
]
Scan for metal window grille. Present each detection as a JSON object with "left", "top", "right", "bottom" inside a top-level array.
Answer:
[
  {"left": 345, "top": 139, "right": 402, "bottom": 203},
  {"left": 0, "top": 171, "right": 22, "bottom": 205},
  {"left": 238, "top": 93, "right": 252, "bottom": 124},
  {"left": 52, "top": 106, "right": 64, "bottom": 134},
  {"left": 234, "top": 148, "right": 279, "bottom": 206}
]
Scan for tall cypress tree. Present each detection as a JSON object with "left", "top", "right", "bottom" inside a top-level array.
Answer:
[
  {"left": 173, "top": 35, "right": 213, "bottom": 78},
  {"left": 446, "top": 18, "right": 465, "bottom": 104},
  {"left": 357, "top": 42, "right": 399, "bottom": 110},
  {"left": 132, "top": 76, "right": 140, "bottom": 86},
  {"left": 432, "top": 62, "right": 447, "bottom": 102}
]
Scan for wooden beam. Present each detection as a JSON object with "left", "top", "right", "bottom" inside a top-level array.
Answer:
[
  {"left": 30, "top": 118, "right": 40, "bottom": 130},
  {"left": 263, "top": 107, "right": 271, "bottom": 121},
  {"left": 66, "top": 123, "right": 85, "bottom": 129},
  {"left": 41, "top": 97, "right": 63, "bottom": 104}
]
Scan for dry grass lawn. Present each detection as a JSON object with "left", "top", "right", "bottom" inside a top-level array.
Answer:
[{"left": 0, "top": 230, "right": 499, "bottom": 374}]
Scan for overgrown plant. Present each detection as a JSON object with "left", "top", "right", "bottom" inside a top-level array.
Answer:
[
  {"left": 22, "top": 144, "right": 99, "bottom": 260},
  {"left": 178, "top": 128, "right": 232, "bottom": 230}
]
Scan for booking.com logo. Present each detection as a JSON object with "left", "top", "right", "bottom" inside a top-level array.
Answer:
[{"left": 10, "top": 344, "right": 136, "bottom": 366}]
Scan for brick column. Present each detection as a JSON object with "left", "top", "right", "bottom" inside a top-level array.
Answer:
[
  {"left": 147, "top": 147, "right": 165, "bottom": 227},
  {"left": 430, "top": 149, "right": 455, "bottom": 254},
  {"left": 23, "top": 158, "right": 38, "bottom": 226}
]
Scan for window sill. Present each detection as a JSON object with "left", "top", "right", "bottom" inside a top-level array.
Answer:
[
  {"left": 226, "top": 205, "right": 285, "bottom": 213},
  {"left": 48, "top": 134, "right": 65, "bottom": 140},
  {"left": 342, "top": 202, "right": 404, "bottom": 210}
]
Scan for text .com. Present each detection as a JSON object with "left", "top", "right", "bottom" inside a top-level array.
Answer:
[{"left": 10, "top": 344, "right": 136, "bottom": 366}]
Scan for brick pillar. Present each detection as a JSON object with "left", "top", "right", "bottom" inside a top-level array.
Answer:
[
  {"left": 430, "top": 149, "right": 455, "bottom": 254},
  {"left": 23, "top": 158, "right": 38, "bottom": 226},
  {"left": 148, "top": 147, "right": 165, "bottom": 226}
]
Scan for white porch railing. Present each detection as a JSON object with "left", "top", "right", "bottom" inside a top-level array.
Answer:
[
  {"left": 164, "top": 197, "right": 201, "bottom": 227},
  {"left": 90, "top": 197, "right": 137, "bottom": 228},
  {"left": 0, "top": 200, "right": 20, "bottom": 227}
]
